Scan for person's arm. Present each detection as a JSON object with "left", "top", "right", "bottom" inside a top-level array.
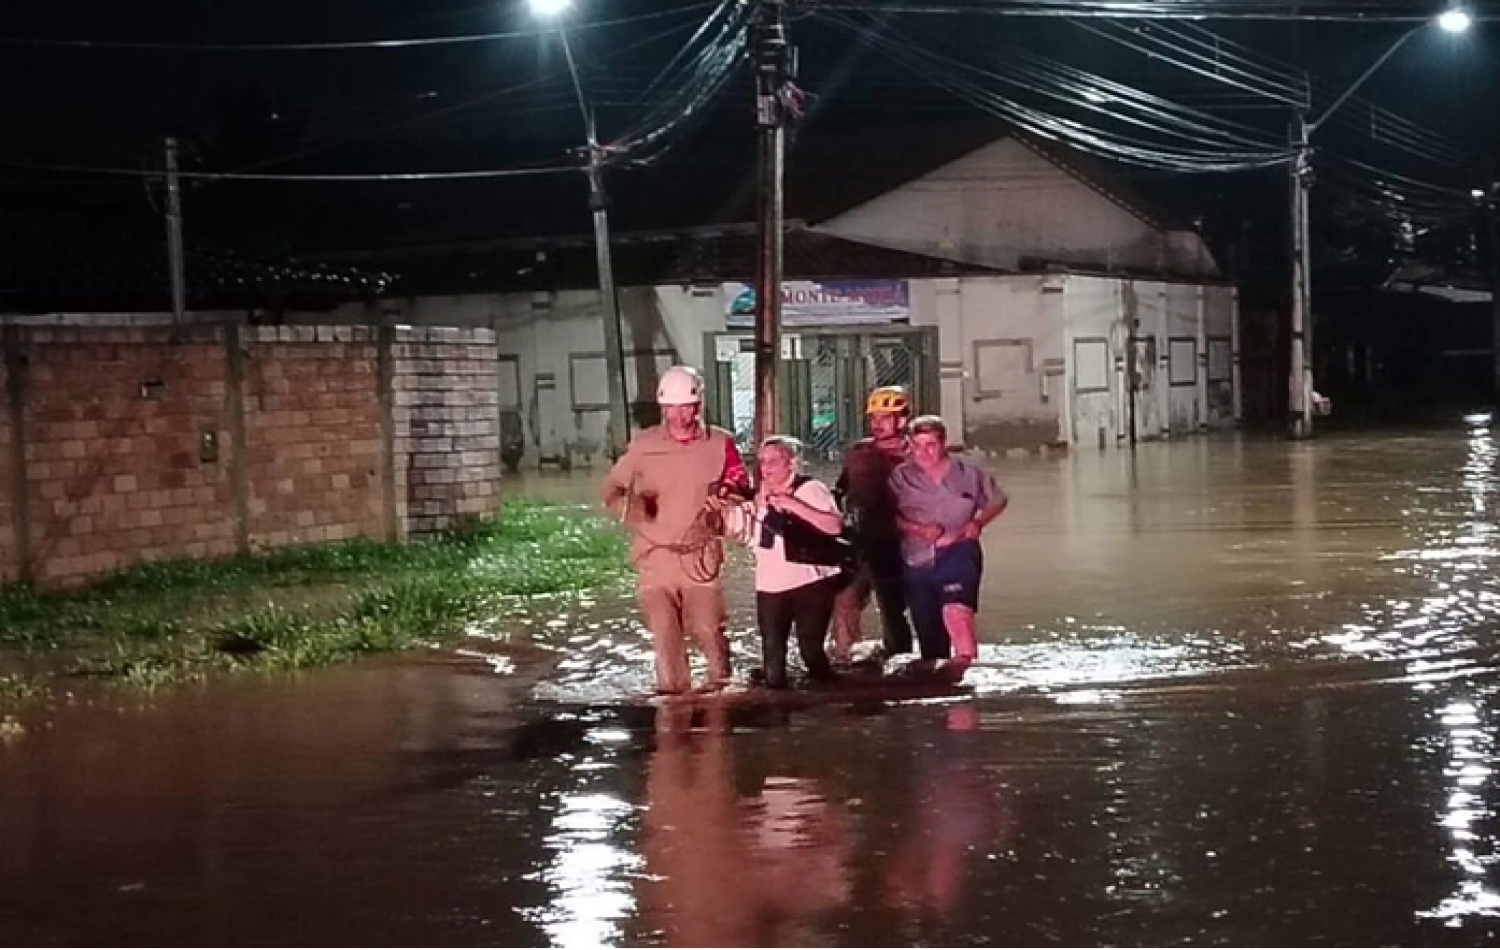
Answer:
[
  {"left": 955, "top": 469, "right": 1008, "bottom": 542},
  {"left": 766, "top": 479, "right": 843, "bottom": 535},
  {"left": 715, "top": 499, "right": 756, "bottom": 544},
  {"left": 601, "top": 446, "right": 638, "bottom": 521},
  {"left": 721, "top": 436, "right": 750, "bottom": 495},
  {"left": 957, "top": 499, "right": 1007, "bottom": 541}
]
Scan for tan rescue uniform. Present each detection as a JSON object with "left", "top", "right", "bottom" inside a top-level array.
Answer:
[{"left": 602, "top": 424, "right": 734, "bottom": 693}]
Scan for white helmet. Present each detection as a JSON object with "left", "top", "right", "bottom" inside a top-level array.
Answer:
[{"left": 656, "top": 365, "right": 704, "bottom": 406}]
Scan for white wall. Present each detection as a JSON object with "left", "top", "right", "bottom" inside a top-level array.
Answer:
[
  {"left": 1062, "top": 275, "right": 1125, "bottom": 449},
  {"left": 908, "top": 278, "right": 964, "bottom": 425},
  {"left": 1204, "top": 285, "right": 1239, "bottom": 426},
  {"left": 1128, "top": 280, "right": 1169, "bottom": 439},
  {"left": 815, "top": 138, "right": 1216, "bottom": 278},
  {"left": 317, "top": 270, "right": 1238, "bottom": 465},
  {"left": 1166, "top": 282, "right": 1204, "bottom": 435},
  {"left": 490, "top": 287, "right": 722, "bottom": 466},
  {"left": 951, "top": 276, "right": 1066, "bottom": 449},
  {"left": 1060, "top": 276, "right": 1240, "bottom": 450}
]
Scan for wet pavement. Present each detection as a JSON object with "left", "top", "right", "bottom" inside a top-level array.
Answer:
[{"left": 3, "top": 427, "right": 1500, "bottom": 945}]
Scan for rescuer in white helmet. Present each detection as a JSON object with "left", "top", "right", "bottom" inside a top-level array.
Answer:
[{"left": 601, "top": 365, "right": 749, "bottom": 695}]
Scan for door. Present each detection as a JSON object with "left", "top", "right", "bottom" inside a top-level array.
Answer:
[{"left": 706, "top": 326, "right": 937, "bottom": 460}]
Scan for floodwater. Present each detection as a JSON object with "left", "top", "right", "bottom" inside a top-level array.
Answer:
[{"left": 4, "top": 426, "right": 1500, "bottom": 946}]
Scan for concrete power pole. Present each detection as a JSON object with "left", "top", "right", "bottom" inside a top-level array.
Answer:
[
  {"left": 557, "top": 30, "right": 630, "bottom": 457},
  {"left": 752, "top": 0, "right": 789, "bottom": 449},
  {"left": 1288, "top": 113, "right": 1314, "bottom": 439},
  {"left": 164, "top": 137, "right": 187, "bottom": 326}
]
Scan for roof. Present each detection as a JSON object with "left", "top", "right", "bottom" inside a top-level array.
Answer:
[
  {"left": 318, "top": 221, "right": 1000, "bottom": 296},
  {"left": 1380, "top": 261, "right": 1494, "bottom": 304},
  {"left": 2, "top": 119, "right": 1209, "bottom": 311},
  {"left": 789, "top": 117, "right": 1193, "bottom": 232}
]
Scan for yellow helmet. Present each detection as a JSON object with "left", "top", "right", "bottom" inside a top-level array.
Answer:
[{"left": 865, "top": 385, "right": 911, "bottom": 416}]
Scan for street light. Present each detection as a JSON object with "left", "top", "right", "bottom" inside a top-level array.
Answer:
[
  {"left": 1286, "top": 7, "right": 1470, "bottom": 438},
  {"left": 527, "top": 0, "right": 631, "bottom": 457},
  {"left": 1439, "top": 8, "right": 1474, "bottom": 34}
]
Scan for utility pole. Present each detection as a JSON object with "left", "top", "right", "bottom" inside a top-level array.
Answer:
[
  {"left": 752, "top": 0, "right": 789, "bottom": 448},
  {"left": 164, "top": 137, "right": 187, "bottom": 326},
  {"left": 1280, "top": 13, "right": 1467, "bottom": 439},
  {"left": 1288, "top": 113, "right": 1313, "bottom": 439},
  {"left": 559, "top": 30, "right": 630, "bottom": 456}
]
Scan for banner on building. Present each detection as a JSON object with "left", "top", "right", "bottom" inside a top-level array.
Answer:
[{"left": 723, "top": 279, "right": 910, "bottom": 327}]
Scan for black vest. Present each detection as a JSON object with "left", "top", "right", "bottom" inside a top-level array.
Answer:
[{"left": 760, "top": 476, "right": 855, "bottom": 568}]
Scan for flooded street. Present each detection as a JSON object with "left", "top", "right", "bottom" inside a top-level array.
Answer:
[{"left": 4, "top": 427, "right": 1500, "bottom": 946}]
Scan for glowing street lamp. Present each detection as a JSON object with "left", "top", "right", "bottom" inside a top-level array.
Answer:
[
  {"left": 1438, "top": 8, "right": 1474, "bottom": 34},
  {"left": 1287, "top": 5, "right": 1473, "bottom": 438},
  {"left": 527, "top": 0, "right": 573, "bottom": 17}
]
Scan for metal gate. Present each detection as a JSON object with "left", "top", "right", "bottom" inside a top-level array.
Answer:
[{"left": 705, "top": 326, "right": 938, "bottom": 460}]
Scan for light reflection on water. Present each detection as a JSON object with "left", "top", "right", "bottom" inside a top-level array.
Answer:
[
  {"left": 505, "top": 429, "right": 1500, "bottom": 943},
  {"left": 523, "top": 789, "right": 641, "bottom": 948},
  {"left": 8, "top": 431, "right": 1500, "bottom": 945},
  {"left": 1419, "top": 696, "right": 1500, "bottom": 926}
]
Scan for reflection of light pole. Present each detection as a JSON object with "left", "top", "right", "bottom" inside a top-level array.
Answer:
[
  {"left": 1478, "top": 181, "right": 1500, "bottom": 407},
  {"left": 529, "top": 0, "right": 630, "bottom": 456},
  {"left": 1287, "top": 5, "right": 1471, "bottom": 439}
]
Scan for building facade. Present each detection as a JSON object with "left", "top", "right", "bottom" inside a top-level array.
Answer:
[{"left": 318, "top": 135, "right": 1241, "bottom": 467}]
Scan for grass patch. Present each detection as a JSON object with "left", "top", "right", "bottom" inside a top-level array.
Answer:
[
  {"left": 0, "top": 500, "right": 629, "bottom": 696},
  {"left": 0, "top": 673, "right": 49, "bottom": 705}
]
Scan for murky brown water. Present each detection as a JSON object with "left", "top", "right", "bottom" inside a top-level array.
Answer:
[{"left": 4, "top": 427, "right": 1500, "bottom": 945}]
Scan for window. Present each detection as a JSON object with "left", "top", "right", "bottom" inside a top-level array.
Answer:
[
  {"left": 973, "top": 339, "right": 1033, "bottom": 397},
  {"left": 497, "top": 355, "right": 522, "bottom": 411},
  {"left": 568, "top": 353, "right": 609, "bottom": 411},
  {"left": 1168, "top": 337, "right": 1197, "bottom": 386},
  {"left": 1207, "top": 337, "right": 1233, "bottom": 383},
  {"left": 1073, "top": 337, "right": 1109, "bottom": 393}
]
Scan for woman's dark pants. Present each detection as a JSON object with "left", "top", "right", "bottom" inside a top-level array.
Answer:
[{"left": 755, "top": 574, "right": 842, "bottom": 688}]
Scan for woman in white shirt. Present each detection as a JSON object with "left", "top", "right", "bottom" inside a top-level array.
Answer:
[{"left": 721, "top": 436, "right": 847, "bottom": 689}]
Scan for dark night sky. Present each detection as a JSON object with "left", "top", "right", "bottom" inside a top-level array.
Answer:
[{"left": 2, "top": 0, "right": 1498, "bottom": 303}]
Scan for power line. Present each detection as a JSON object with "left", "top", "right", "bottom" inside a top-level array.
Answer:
[
  {"left": 5, "top": 160, "right": 577, "bottom": 183},
  {"left": 811, "top": 1, "right": 1495, "bottom": 22},
  {"left": 0, "top": 5, "right": 712, "bottom": 52},
  {"left": 1074, "top": 18, "right": 1477, "bottom": 173},
  {"left": 818, "top": 11, "right": 1290, "bottom": 173},
  {"left": 206, "top": 18, "right": 709, "bottom": 176},
  {"left": 1, "top": 11, "right": 726, "bottom": 186},
  {"left": 1071, "top": 19, "right": 1309, "bottom": 108},
  {"left": 607, "top": 0, "right": 753, "bottom": 165}
]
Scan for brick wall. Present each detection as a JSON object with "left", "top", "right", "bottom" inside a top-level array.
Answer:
[
  {"left": 394, "top": 328, "right": 501, "bottom": 535},
  {"left": 0, "top": 323, "right": 500, "bottom": 588},
  {"left": 18, "top": 328, "right": 235, "bottom": 586},
  {"left": 0, "top": 347, "right": 15, "bottom": 582},
  {"left": 243, "top": 326, "right": 386, "bottom": 548}
]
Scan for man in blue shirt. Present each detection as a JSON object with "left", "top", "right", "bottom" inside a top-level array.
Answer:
[{"left": 888, "top": 416, "right": 1008, "bottom": 679}]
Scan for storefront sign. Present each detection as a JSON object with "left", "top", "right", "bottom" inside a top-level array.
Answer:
[{"left": 723, "top": 279, "right": 910, "bottom": 326}]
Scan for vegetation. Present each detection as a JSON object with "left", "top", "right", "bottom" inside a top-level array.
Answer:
[{"left": 0, "top": 501, "right": 629, "bottom": 703}]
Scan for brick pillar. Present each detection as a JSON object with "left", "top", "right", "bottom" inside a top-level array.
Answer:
[
  {"left": 376, "top": 323, "right": 401, "bottom": 542},
  {"left": 393, "top": 328, "right": 501, "bottom": 537},
  {"left": 224, "top": 323, "right": 251, "bottom": 554},
  {"left": 2, "top": 325, "right": 32, "bottom": 583}
]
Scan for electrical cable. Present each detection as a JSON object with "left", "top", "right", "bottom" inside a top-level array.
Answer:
[
  {"left": 0, "top": 5, "right": 713, "bottom": 52},
  {"left": 605, "top": 0, "right": 753, "bottom": 166},
  {"left": 820, "top": 10, "right": 1291, "bottom": 173},
  {"left": 4, "top": 160, "right": 577, "bottom": 183},
  {"left": 810, "top": 1, "right": 1491, "bottom": 24}
]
